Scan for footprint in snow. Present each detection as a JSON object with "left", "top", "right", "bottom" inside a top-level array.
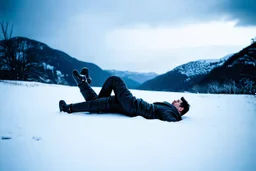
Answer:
[
  {"left": 32, "top": 136, "right": 42, "bottom": 141},
  {"left": 1, "top": 136, "right": 12, "bottom": 140}
]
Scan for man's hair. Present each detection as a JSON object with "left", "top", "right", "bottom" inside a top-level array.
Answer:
[{"left": 180, "top": 97, "right": 190, "bottom": 115}]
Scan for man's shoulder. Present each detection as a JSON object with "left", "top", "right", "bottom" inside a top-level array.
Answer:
[
  {"left": 153, "top": 101, "right": 181, "bottom": 121},
  {"left": 153, "top": 101, "right": 173, "bottom": 107}
]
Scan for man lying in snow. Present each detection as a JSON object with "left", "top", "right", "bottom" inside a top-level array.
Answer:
[{"left": 59, "top": 68, "right": 190, "bottom": 122}]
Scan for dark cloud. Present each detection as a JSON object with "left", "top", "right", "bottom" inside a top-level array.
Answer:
[
  {"left": 219, "top": 0, "right": 256, "bottom": 26},
  {"left": 0, "top": 0, "right": 255, "bottom": 40},
  {"left": 2, "top": 0, "right": 256, "bottom": 28},
  {"left": 0, "top": 0, "right": 20, "bottom": 19},
  {"left": 79, "top": 0, "right": 256, "bottom": 27},
  {"left": 0, "top": 0, "right": 87, "bottom": 38},
  {"left": 0, "top": 0, "right": 12, "bottom": 13}
]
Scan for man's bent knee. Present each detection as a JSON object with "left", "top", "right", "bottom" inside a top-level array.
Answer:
[{"left": 108, "top": 76, "right": 122, "bottom": 82}]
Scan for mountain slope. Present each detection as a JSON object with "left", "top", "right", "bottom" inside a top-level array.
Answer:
[
  {"left": 194, "top": 42, "right": 256, "bottom": 94},
  {"left": 0, "top": 37, "right": 111, "bottom": 86},
  {"left": 138, "top": 55, "right": 231, "bottom": 92}
]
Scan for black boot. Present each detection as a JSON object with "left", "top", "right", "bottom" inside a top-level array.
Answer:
[
  {"left": 80, "top": 67, "right": 92, "bottom": 84},
  {"left": 72, "top": 69, "right": 87, "bottom": 85},
  {"left": 59, "top": 100, "right": 73, "bottom": 114}
]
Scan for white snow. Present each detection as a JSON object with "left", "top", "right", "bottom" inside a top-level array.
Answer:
[
  {"left": 220, "top": 53, "right": 234, "bottom": 61},
  {"left": 39, "top": 45, "right": 44, "bottom": 50},
  {"left": 0, "top": 81, "right": 256, "bottom": 171},
  {"left": 42, "top": 62, "right": 54, "bottom": 71},
  {"left": 56, "top": 70, "right": 66, "bottom": 84},
  {"left": 176, "top": 60, "right": 217, "bottom": 77},
  {"left": 228, "top": 55, "right": 256, "bottom": 67},
  {"left": 244, "top": 61, "right": 256, "bottom": 66},
  {"left": 174, "top": 54, "right": 233, "bottom": 77}
]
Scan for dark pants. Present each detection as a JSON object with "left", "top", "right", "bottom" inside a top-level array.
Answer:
[{"left": 72, "top": 76, "right": 157, "bottom": 118}]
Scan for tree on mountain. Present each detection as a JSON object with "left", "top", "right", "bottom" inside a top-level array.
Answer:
[
  {"left": 0, "top": 22, "right": 14, "bottom": 78},
  {"left": 251, "top": 37, "right": 256, "bottom": 44},
  {"left": 0, "top": 21, "right": 39, "bottom": 80}
]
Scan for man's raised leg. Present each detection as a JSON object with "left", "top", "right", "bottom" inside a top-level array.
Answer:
[
  {"left": 73, "top": 69, "right": 98, "bottom": 101},
  {"left": 78, "top": 83, "right": 98, "bottom": 101}
]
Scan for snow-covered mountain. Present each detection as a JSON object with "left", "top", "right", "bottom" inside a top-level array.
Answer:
[
  {"left": 174, "top": 54, "right": 233, "bottom": 77},
  {"left": 138, "top": 54, "right": 232, "bottom": 92},
  {"left": 106, "top": 70, "right": 158, "bottom": 84},
  {"left": 1, "top": 81, "right": 256, "bottom": 171},
  {"left": 195, "top": 42, "right": 256, "bottom": 94},
  {"left": 139, "top": 42, "right": 256, "bottom": 94},
  {"left": 0, "top": 37, "right": 111, "bottom": 86}
]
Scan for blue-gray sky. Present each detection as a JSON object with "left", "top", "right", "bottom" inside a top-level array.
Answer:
[{"left": 1, "top": 0, "right": 256, "bottom": 73}]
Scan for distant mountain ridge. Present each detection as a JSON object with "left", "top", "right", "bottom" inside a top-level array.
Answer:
[{"left": 106, "top": 70, "right": 158, "bottom": 84}]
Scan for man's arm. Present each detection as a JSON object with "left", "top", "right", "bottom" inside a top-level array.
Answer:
[{"left": 158, "top": 110, "right": 180, "bottom": 122}]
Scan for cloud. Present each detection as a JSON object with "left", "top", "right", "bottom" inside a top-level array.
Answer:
[
  {"left": 97, "top": 45, "right": 244, "bottom": 74},
  {"left": 1, "top": 0, "right": 255, "bottom": 39},
  {"left": 105, "top": 21, "right": 250, "bottom": 49},
  {"left": 100, "top": 21, "right": 255, "bottom": 73},
  {"left": 218, "top": 0, "right": 256, "bottom": 26},
  {"left": 70, "top": 0, "right": 231, "bottom": 27}
]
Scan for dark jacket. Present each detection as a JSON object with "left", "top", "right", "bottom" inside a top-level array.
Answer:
[
  {"left": 153, "top": 101, "right": 182, "bottom": 122},
  {"left": 123, "top": 98, "right": 182, "bottom": 122}
]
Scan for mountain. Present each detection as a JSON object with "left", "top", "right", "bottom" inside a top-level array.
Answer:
[
  {"left": 193, "top": 42, "right": 256, "bottom": 94},
  {"left": 139, "top": 42, "right": 256, "bottom": 94},
  {"left": 0, "top": 37, "right": 111, "bottom": 86},
  {"left": 138, "top": 54, "right": 232, "bottom": 92},
  {"left": 2, "top": 37, "right": 255, "bottom": 94},
  {"left": 105, "top": 70, "right": 140, "bottom": 89},
  {"left": 106, "top": 70, "right": 158, "bottom": 84}
]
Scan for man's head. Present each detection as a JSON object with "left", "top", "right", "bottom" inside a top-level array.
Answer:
[{"left": 172, "top": 97, "right": 190, "bottom": 116}]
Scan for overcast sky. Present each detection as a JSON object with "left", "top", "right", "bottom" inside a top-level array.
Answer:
[{"left": 1, "top": 0, "right": 256, "bottom": 74}]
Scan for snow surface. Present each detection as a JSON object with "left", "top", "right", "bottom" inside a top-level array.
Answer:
[
  {"left": 0, "top": 81, "right": 256, "bottom": 171},
  {"left": 42, "top": 62, "right": 54, "bottom": 71}
]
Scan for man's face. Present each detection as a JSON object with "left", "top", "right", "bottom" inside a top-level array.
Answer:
[{"left": 172, "top": 99, "right": 184, "bottom": 114}]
